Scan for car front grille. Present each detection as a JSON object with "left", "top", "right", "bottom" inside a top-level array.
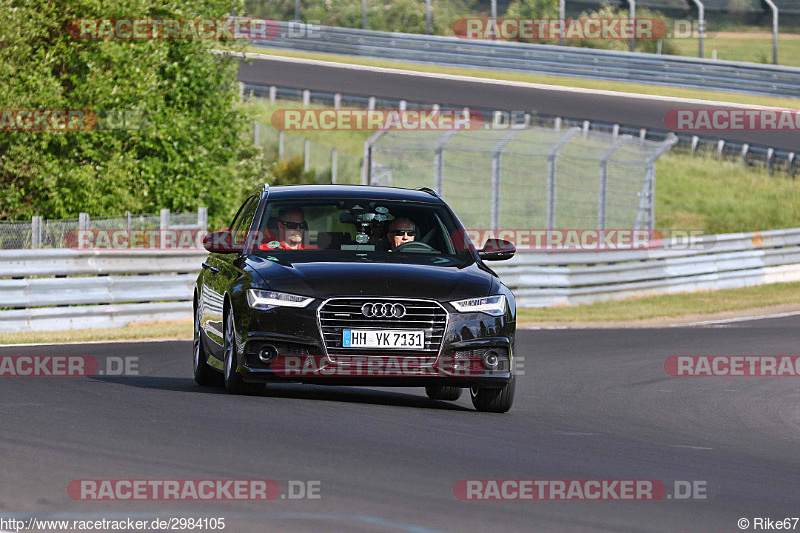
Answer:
[{"left": 318, "top": 297, "right": 448, "bottom": 361}]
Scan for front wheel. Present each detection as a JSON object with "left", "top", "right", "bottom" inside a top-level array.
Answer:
[
  {"left": 194, "top": 303, "right": 222, "bottom": 386},
  {"left": 470, "top": 375, "right": 515, "bottom": 413},
  {"left": 223, "top": 309, "right": 262, "bottom": 395}
]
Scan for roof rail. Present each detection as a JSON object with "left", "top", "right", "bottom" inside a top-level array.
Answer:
[{"left": 416, "top": 187, "right": 440, "bottom": 198}]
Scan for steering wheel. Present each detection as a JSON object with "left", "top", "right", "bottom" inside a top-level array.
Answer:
[{"left": 394, "top": 241, "right": 437, "bottom": 253}]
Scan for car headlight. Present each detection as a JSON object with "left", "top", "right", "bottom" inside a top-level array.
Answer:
[
  {"left": 450, "top": 295, "right": 506, "bottom": 316},
  {"left": 247, "top": 289, "right": 314, "bottom": 310}
]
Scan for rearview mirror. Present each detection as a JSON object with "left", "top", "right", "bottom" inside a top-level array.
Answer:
[
  {"left": 478, "top": 239, "right": 515, "bottom": 261},
  {"left": 203, "top": 231, "right": 244, "bottom": 254}
]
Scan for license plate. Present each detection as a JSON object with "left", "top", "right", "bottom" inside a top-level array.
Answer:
[{"left": 343, "top": 329, "right": 425, "bottom": 349}]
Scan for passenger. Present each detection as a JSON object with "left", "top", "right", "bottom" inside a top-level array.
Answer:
[{"left": 259, "top": 207, "right": 318, "bottom": 250}]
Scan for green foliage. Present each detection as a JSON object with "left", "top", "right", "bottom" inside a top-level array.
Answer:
[
  {"left": 574, "top": 3, "right": 678, "bottom": 55},
  {"left": 0, "top": 0, "right": 273, "bottom": 221},
  {"left": 505, "top": 0, "right": 559, "bottom": 20},
  {"left": 244, "top": 0, "right": 476, "bottom": 35}
]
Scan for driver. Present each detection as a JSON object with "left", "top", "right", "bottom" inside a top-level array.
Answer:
[
  {"left": 259, "top": 207, "right": 318, "bottom": 250},
  {"left": 387, "top": 217, "right": 417, "bottom": 250}
]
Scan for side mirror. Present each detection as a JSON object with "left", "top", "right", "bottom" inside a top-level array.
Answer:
[
  {"left": 478, "top": 239, "right": 515, "bottom": 261},
  {"left": 203, "top": 231, "right": 244, "bottom": 254}
]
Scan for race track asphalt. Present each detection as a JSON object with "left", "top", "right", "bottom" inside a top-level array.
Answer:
[
  {"left": 1, "top": 314, "right": 799, "bottom": 532},
  {"left": 237, "top": 55, "right": 800, "bottom": 152}
]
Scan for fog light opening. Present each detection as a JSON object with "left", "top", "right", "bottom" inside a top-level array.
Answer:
[
  {"left": 482, "top": 350, "right": 500, "bottom": 370},
  {"left": 258, "top": 344, "right": 278, "bottom": 363}
]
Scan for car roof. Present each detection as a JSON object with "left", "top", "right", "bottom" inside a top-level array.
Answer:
[{"left": 262, "top": 185, "right": 444, "bottom": 204}]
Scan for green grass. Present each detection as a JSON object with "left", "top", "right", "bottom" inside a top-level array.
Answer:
[
  {"left": 672, "top": 32, "right": 800, "bottom": 67},
  {"left": 0, "top": 320, "right": 192, "bottom": 345},
  {"left": 655, "top": 153, "right": 800, "bottom": 234},
  {"left": 517, "top": 281, "right": 800, "bottom": 323},
  {"left": 242, "top": 46, "right": 800, "bottom": 110}
]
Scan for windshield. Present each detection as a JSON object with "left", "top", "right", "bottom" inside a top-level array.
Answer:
[{"left": 246, "top": 199, "right": 474, "bottom": 264}]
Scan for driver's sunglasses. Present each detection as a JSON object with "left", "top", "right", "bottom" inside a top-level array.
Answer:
[
  {"left": 279, "top": 220, "right": 308, "bottom": 230},
  {"left": 391, "top": 230, "right": 416, "bottom": 237}
]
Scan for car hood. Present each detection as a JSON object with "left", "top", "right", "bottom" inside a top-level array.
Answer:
[{"left": 247, "top": 258, "right": 494, "bottom": 300}]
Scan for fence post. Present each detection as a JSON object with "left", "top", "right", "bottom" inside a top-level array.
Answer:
[
  {"left": 368, "top": 97, "right": 376, "bottom": 111},
  {"left": 254, "top": 121, "right": 260, "bottom": 146},
  {"left": 160, "top": 209, "right": 169, "bottom": 249},
  {"left": 334, "top": 93, "right": 341, "bottom": 109},
  {"left": 269, "top": 86, "right": 276, "bottom": 104},
  {"left": 31, "top": 216, "right": 42, "bottom": 249},
  {"left": 491, "top": 129, "right": 523, "bottom": 230},
  {"left": 433, "top": 130, "right": 459, "bottom": 195},
  {"left": 303, "top": 89, "right": 310, "bottom": 107},
  {"left": 546, "top": 128, "right": 580, "bottom": 230},
  {"left": 331, "top": 148, "right": 338, "bottom": 184},
  {"left": 79, "top": 213, "right": 89, "bottom": 233},
  {"left": 279, "top": 131, "right": 285, "bottom": 158},
  {"left": 304, "top": 139, "right": 310, "bottom": 172},
  {"left": 598, "top": 135, "right": 632, "bottom": 230},
  {"left": 198, "top": 207, "right": 208, "bottom": 231},
  {"left": 636, "top": 134, "right": 678, "bottom": 230},
  {"left": 361, "top": 130, "right": 388, "bottom": 185}
]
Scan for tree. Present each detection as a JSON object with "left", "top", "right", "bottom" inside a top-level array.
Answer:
[{"left": 0, "top": 0, "right": 271, "bottom": 224}]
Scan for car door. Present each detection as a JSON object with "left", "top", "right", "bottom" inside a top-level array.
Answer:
[{"left": 201, "top": 195, "right": 259, "bottom": 358}]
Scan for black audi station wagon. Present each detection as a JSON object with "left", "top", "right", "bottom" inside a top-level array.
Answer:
[{"left": 194, "top": 185, "right": 518, "bottom": 412}]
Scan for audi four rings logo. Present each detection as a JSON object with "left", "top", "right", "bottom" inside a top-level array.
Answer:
[{"left": 361, "top": 303, "right": 406, "bottom": 318}]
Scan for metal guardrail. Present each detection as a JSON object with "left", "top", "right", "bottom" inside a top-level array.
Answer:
[
  {"left": 0, "top": 249, "right": 206, "bottom": 332},
  {"left": 252, "top": 23, "right": 800, "bottom": 99},
  {"left": 3, "top": 229, "right": 800, "bottom": 331},
  {"left": 493, "top": 228, "right": 800, "bottom": 306}
]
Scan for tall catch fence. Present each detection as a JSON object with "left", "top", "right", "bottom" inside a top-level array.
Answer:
[
  {"left": 365, "top": 125, "right": 677, "bottom": 231},
  {"left": 0, "top": 209, "right": 207, "bottom": 250}
]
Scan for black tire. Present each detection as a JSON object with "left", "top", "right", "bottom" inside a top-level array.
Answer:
[
  {"left": 470, "top": 375, "right": 515, "bottom": 413},
  {"left": 223, "top": 309, "right": 262, "bottom": 395},
  {"left": 425, "top": 385, "right": 462, "bottom": 401},
  {"left": 194, "top": 303, "right": 223, "bottom": 386}
]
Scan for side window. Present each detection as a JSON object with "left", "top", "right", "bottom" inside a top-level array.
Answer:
[
  {"left": 228, "top": 197, "right": 253, "bottom": 232},
  {"left": 231, "top": 195, "right": 258, "bottom": 246}
]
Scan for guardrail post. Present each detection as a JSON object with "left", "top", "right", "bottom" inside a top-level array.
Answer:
[
  {"left": 741, "top": 143, "right": 749, "bottom": 164},
  {"left": 491, "top": 129, "right": 523, "bottom": 230},
  {"left": 368, "top": 97, "right": 376, "bottom": 111},
  {"left": 238, "top": 82, "right": 245, "bottom": 101},
  {"left": 361, "top": 130, "right": 387, "bottom": 185},
  {"left": 198, "top": 207, "right": 208, "bottom": 231},
  {"left": 640, "top": 128, "right": 647, "bottom": 140},
  {"left": 717, "top": 139, "right": 725, "bottom": 157},
  {"left": 767, "top": 148, "right": 775, "bottom": 175},
  {"left": 582, "top": 120, "right": 590, "bottom": 137},
  {"left": 433, "top": 129, "right": 459, "bottom": 195},
  {"left": 425, "top": 0, "right": 431, "bottom": 34},
  {"left": 304, "top": 139, "right": 310, "bottom": 172},
  {"left": 764, "top": 0, "right": 778, "bottom": 64},
  {"left": 628, "top": 0, "right": 636, "bottom": 52},
  {"left": 612, "top": 124, "right": 620, "bottom": 138},
  {"left": 31, "top": 216, "right": 42, "bottom": 249},
  {"left": 554, "top": 117, "right": 562, "bottom": 130},
  {"left": 362, "top": 0, "right": 367, "bottom": 29},
  {"left": 160, "top": 209, "right": 169, "bottom": 249},
  {"left": 331, "top": 148, "right": 338, "bottom": 184},
  {"left": 303, "top": 90, "right": 310, "bottom": 107},
  {"left": 688, "top": 0, "right": 705, "bottom": 58},
  {"left": 399, "top": 100, "right": 407, "bottom": 112},
  {"left": 598, "top": 135, "right": 632, "bottom": 230},
  {"left": 334, "top": 93, "right": 341, "bottom": 110},
  {"left": 279, "top": 131, "right": 284, "bottom": 158},
  {"left": 269, "top": 86, "right": 276, "bottom": 104},
  {"left": 546, "top": 128, "right": 580, "bottom": 229}
]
